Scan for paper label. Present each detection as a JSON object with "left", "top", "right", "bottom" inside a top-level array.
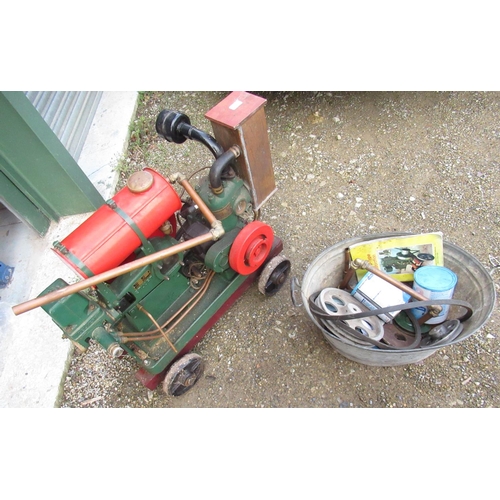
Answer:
[{"left": 229, "top": 99, "right": 243, "bottom": 110}]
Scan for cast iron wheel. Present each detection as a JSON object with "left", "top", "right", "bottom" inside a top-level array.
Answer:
[
  {"left": 258, "top": 255, "right": 291, "bottom": 296},
  {"left": 163, "top": 353, "right": 204, "bottom": 396}
]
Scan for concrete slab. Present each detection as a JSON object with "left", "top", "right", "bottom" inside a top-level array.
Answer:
[
  {"left": 78, "top": 92, "right": 139, "bottom": 200},
  {"left": 0, "top": 213, "right": 90, "bottom": 408},
  {"left": 0, "top": 91, "right": 138, "bottom": 407}
]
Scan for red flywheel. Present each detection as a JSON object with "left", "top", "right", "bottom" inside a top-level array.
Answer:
[{"left": 229, "top": 221, "right": 274, "bottom": 275}]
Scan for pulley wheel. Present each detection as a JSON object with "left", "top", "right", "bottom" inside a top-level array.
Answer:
[
  {"left": 428, "top": 319, "right": 462, "bottom": 340},
  {"left": 394, "top": 311, "right": 432, "bottom": 334},
  {"left": 315, "top": 288, "right": 384, "bottom": 346},
  {"left": 382, "top": 323, "right": 417, "bottom": 348},
  {"left": 163, "top": 353, "right": 204, "bottom": 397},
  {"left": 420, "top": 319, "right": 464, "bottom": 347},
  {"left": 258, "top": 255, "right": 291, "bottom": 296},
  {"left": 229, "top": 221, "right": 274, "bottom": 275}
]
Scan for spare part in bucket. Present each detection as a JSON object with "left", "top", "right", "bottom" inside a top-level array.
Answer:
[
  {"left": 314, "top": 288, "right": 384, "bottom": 346},
  {"left": 308, "top": 260, "right": 473, "bottom": 351},
  {"left": 351, "top": 258, "right": 443, "bottom": 322},
  {"left": 420, "top": 320, "right": 464, "bottom": 347},
  {"left": 298, "top": 233, "right": 492, "bottom": 367},
  {"left": 309, "top": 291, "right": 430, "bottom": 350},
  {"left": 380, "top": 323, "right": 418, "bottom": 349},
  {"left": 350, "top": 271, "right": 410, "bottom": 323},
  {"left": 0, "top": 261, "right": 14, "bottom": 288},
  {"left": 394, "top": 311, "right": 431, "bottom": 334},
  {"left": 11, "top": 91, "right": 290, "bottom": 395}
]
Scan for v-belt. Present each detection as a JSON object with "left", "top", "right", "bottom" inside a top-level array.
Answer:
[{"left": 308, "top": 293, "right": 474, "bottom": 350}]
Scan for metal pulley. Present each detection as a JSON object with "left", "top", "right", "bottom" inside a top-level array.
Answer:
[{"left": 229, "top": 221, "right": 274, "bottom": 275}]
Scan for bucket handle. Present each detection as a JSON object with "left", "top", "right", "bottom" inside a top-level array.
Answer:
[
  {"left": 489, "top": 255, "right": 500, "bottom": 276},
  {"left": 290, "top": 277, "right": 303, "bottom": 307}
]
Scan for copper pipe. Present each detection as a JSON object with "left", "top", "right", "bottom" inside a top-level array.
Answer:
[
  {"left": 12, "top": 232, "right": 216, "bottom": 316},
  {"left": 136, "top": 304, "right": 178, "bottom": 353},
  {"left": 351, "top": 258, "right": 443, "bottom": 317},
  {"left": 118, "top": 272, "right": 216, "bottom": 344},
  {"left": 159, "top": 270, "right": 215, "bottom": 334},
  {"left": 121, "top": 335, "right": 163, "bottom": 342},
  {"left": 120, "top": 270, "right": 212, "bottom": 339},
  {"left": 119, "top": 282, "right": 204, "bottom": 336}
]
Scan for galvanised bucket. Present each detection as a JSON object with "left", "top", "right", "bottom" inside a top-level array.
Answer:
[{"left": 300, "top": 233, "right": 496, "bottom": 366}]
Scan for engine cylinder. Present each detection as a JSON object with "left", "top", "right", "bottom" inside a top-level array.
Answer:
[{"left": 53, "top": 168, "right": 182, "bottom": 278}]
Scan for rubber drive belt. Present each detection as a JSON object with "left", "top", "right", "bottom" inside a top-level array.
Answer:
[{"left": 308, "top": 294, "right": 474, "bottom": 350}]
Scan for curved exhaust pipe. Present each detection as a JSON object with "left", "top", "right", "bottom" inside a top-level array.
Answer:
[{"left": 156, "top": 109, "right": 240, "bottom": 194}]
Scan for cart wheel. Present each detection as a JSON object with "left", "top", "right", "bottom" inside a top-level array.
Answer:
[
  {"left": 258, "top": 255, "right": 291, "bottom": 296},
  {"left": 163, "top": 353, "right": 204, "bottom": 396}
]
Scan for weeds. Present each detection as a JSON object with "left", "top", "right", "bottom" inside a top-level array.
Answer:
[{"left": 129, "top": 115, "right": 153, "bottom": 149}]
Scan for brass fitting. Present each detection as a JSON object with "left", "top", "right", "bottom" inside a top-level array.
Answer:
[
  {"left": 160, "top": 221, "right": 173, "bottom": 235},
  {"left": 211, "top": 185, "right": 224, "bottom": 195},
  {"left": 210, "top": 220, "right": 225, "bottom": 241},
  {"left": 168, "top": 172, "right": 186, "bottom": 184}
]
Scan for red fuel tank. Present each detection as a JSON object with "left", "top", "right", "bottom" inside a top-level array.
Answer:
[{"left": 53, "top": 169, "right": 182, "bottom": 278}]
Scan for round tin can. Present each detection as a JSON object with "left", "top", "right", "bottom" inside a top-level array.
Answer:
[{"left": 411, "top": 266, "right": 458, "bottom": 324}]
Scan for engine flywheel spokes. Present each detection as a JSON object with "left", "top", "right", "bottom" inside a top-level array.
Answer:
[{"left": 229, "top": 221, "right": 274, "bottom": 275}]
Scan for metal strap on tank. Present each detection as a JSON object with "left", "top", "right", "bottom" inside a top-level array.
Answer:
[
  {"left": 106, "top": 200, "right": 155, "bottom": 253},
  {"left": 53, "top": 241, "right": 95, "bottom": 277}
]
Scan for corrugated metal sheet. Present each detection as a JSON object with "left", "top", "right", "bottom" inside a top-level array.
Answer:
[{"left": 25, "top": 91, "right": 103, "bottom": 161}]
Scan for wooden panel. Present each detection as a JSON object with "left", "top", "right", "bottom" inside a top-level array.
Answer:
[
  {"left": 205, "top": 91, "right": 267, "bottom": 129},
  {"left": 206, "top": 92, "right": 276, "bottom": 210}
]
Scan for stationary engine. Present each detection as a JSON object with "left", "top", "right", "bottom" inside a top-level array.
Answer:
[{"left": 13, "top": 91, "right": 291, "bottom": 396}]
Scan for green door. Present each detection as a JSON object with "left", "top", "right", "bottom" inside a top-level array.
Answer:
[{"left": 0, "top": 92, "right": 104, "bottom": 235}]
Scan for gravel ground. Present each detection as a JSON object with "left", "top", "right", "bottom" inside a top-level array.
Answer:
[{"left": 59, "top": 91, "right": 499, "bottom": 408}]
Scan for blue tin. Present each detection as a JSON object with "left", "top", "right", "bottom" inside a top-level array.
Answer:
[{"left": 411, "top": 266, "right": 458, "bottom": 324}]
